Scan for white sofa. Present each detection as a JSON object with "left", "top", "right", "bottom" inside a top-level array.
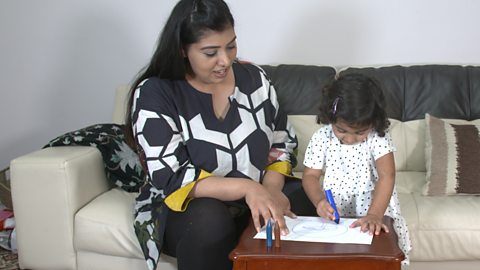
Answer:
[
  {"left": 10, "top": 64, "right": 480, "bottom": 270},
  {"left": 11, "top": 86, "right": 177, "bottom": 270}
]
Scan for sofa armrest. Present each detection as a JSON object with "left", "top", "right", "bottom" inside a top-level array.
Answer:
[{"left": 10, "top": 146, "right": 111, "bottom": 270}]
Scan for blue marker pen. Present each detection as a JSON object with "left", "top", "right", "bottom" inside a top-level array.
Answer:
[
  {"left": 324, "top": 189, "right": 340, "bottom": 224},
  {"left": 266, "top": 219, "right": 273, "bottom": 249}
]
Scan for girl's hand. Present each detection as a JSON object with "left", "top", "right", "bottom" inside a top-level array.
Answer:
[
  {"left": 244, "top": 182, "right": 288, "bottom": 235},
  {"left": 316, "top": 199, "right": 341, "bottom": 222},
  {"left": 350, "top": 214, "right": 389, "bottom": 235}
]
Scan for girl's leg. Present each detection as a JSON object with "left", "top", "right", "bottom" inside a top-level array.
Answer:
[{"left": 163, "top": 197, "right": 249, "bottom": 270}]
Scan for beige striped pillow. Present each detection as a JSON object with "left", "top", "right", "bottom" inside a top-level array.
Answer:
[{"left": 424, "top": 113, "right": 480, "bottom": 195}]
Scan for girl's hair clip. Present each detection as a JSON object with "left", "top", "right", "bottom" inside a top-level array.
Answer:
[
  {"left": 192, "top": 0, "right": 200, "bottom": 13},
  {"left": 332, "top": 97, "right": 341, "bottom": 116}
]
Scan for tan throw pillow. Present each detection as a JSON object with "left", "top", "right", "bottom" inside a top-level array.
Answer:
[{"left": 424, "top": 113, "right": 480, "bottom": 195}]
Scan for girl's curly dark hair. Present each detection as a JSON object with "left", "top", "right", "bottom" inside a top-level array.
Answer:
[{"left": 317, "top": 73, "right": 390, "bottom": 136}]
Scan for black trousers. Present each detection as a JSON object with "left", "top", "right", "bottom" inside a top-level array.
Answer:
[{"left": 162, "top": 179, "right": 316, "bottom": 270}]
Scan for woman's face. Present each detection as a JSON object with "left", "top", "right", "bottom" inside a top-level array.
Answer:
[{"left": 184, "top": 26, "right": 237, "bottom": 87}]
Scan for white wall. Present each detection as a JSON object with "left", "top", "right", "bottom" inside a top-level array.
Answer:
[{"left": 1, "top": 0, "right": 480, "bottom": 169}]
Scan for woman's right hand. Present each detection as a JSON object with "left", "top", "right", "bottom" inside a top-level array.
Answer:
[
  {"left": 244, "top": 181, "right": 287, "bottom": 235},
  {"left": 189, "top": 176, "right": 288, "bottom": 234}
]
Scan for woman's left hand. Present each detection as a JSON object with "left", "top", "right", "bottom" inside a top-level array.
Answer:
[{"left": 350, "top": 214, "right": 389, "bottom": 235}]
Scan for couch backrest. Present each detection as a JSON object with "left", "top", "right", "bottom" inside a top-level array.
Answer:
[
  {"left": 338, "top": 65, "right": 480, "bottom": 173},
  {"left": 261, "top": 65, "right": 336, "bottom": 172},
  {"left": 112, "top": 85, "right": 130, "bottom": 125},
  {"left": 113, "top": 64, "right": 480, "bottom": 174},
  {"left": 340, "top": 65, "right": 480, "bottom": 121}
]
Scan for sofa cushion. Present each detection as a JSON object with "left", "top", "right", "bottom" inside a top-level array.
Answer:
[
  {"left": 424, "top": 114, "right": 480, "bottom": 195},
  {"left": 261, "top": 65, "right": 336, "bottom": 115},
  {"left": 75, "top": 188, "right": 144, "bottom": 258},
  {"left": 340, "top": 65, "right": 480, "bottom": 121},
  {"left": 288, "top": 115, "right": 322, "bottom": 173},
  {"left": 398, "top": 192, "right": 480, "bottom": 261},
  {"left": 395, "top": 171, "right": 426, "bottom": 194},
  {"left": 389, "top": 119, "right": 426, "bottom": 173}
]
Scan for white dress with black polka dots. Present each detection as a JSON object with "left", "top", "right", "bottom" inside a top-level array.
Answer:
[{"left": 303, "top": 124, "right": 412, "bottom": 265}]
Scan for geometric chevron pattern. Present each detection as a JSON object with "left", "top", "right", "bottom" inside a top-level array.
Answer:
[{"left": 131, "top": 62, "right": 297, "bottom": 270}]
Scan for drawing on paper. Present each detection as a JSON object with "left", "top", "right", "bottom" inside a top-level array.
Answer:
[
  {"left": 292, "top": 220, "right": 348, "bottom": 238},
  {"left": 253, "top": 216, "right": 373, "bottom": 245}
]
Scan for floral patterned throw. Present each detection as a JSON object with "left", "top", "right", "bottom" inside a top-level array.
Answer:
[{"left": 44, "top": 124, "right": 144, "bottom": 192}]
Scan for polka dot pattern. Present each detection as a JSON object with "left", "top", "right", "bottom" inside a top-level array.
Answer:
[{"left": 304, "top": 125, "right": 412, "bottom": 265}]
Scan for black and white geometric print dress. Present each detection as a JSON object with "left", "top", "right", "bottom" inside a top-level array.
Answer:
[
  {"left": 303, "top": 125, "right": 412, "bottom": 265},
  {"left": 131, "top": 62, "right": 298, "bottom": 270}
]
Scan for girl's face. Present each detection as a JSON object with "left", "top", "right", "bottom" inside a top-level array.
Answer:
[
  {"left": 332, "top": 119, "right": 372, "bottom": 145},
  {"left": 184, "top": 26, "right": 237, "bottom": 88}
]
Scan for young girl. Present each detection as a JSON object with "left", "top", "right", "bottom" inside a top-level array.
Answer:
[{"left": 302, "top": 73, "right": 411, "bottom": 265}]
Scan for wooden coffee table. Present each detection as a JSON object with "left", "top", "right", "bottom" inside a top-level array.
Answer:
[{"left": 229, "top": 216, "right": 404, "bottom": 270}]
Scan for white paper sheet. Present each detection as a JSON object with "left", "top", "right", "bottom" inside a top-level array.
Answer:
[{"left": 253, "top": 216, "right": 373, "bottom": 245}]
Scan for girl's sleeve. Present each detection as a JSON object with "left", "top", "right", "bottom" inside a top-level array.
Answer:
[
  {"left": 303, "top": 129, "right": 326, "bottom": 170},
  {"left": 132, "top": 78, "right": 210, "bottom": 212},
  {"left": 259, "top": 69, "right": 299, "bottom": 176},
  {"left": 371, "top": 129, "right": 396, "bottom": 160}
]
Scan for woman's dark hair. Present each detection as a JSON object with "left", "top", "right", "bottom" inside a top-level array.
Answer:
[
  {"left": 124, "top": 0, "right": 234, "bottom": 147},
  {"left": 317, "top": 73, "right": 390, "bottom": 136}
]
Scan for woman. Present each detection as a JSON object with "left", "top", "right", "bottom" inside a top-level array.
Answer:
[{"left": 125, "top": 1, "right": 310, "bottom": 269}]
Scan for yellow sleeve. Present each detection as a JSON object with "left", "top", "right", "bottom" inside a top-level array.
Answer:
[
  {"left": 266, "top": 160, "right": 292, "bottom": 177},
  {"left": 164, "top": 170, "right": 213, "bottom": 212}
]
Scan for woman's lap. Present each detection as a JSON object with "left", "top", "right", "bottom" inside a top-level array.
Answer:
[{"left": 162, "top": 180, "right": 314, "bottom": 270}]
